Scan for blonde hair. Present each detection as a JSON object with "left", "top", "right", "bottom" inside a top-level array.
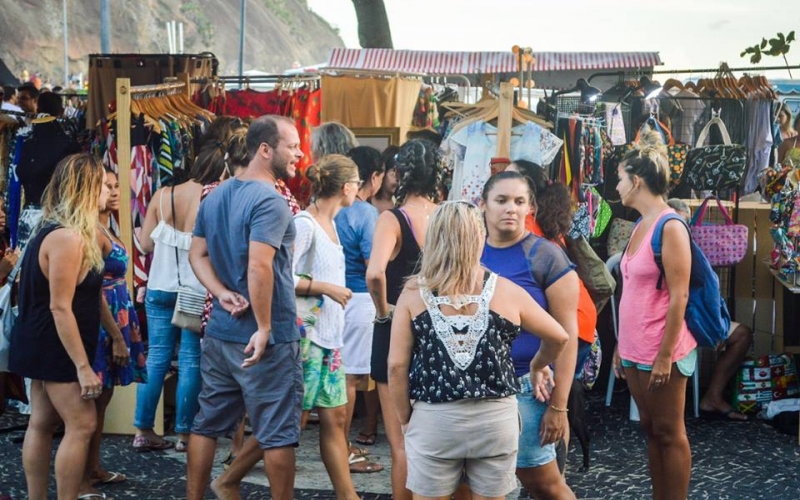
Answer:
[
  {"left": 416, "top": 201, "right": 485, "bottom": 299},
  {"left": 306, "top": 154, "right": 358, "bottom": 199},
  {"left": 40, "top": 153, "right": 105, "bottom": 272},
  {"left": 621, "top": 129, "right": 670, "bottom": 195}
]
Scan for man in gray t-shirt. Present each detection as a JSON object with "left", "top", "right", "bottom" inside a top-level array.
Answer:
[{"left": 187, "top": 115, "right": 303, "bottom": 500}]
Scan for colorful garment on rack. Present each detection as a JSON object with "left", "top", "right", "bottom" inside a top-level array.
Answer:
[
  {"left": 224, "top": 89, "right": 292, "bottom": 118},
  {"left": 7, "top": 133, "right": 24, "bottom": 248},
  {"left": 412, "top": 87, "right": 440, "bottom": 128},
  {"left": 288, "top": 87, "right": 321, "bottom": 206},
  {"left": 444, "top": 120, "right": 562, "bottom": 204}
]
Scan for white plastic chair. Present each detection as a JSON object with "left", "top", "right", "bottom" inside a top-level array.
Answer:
[{"left": 604, "top": 252, "right": 700, "bottom": 419}]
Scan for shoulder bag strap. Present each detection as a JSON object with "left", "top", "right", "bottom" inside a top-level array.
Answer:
[
  {"left": 7, "top": 246, "right": 26, "bottom": 284},
  {"left": 171, "top": 187, "right": 183, "bottom": 288},
  {"left": 651, "top": 213, "right": 691, "bottom": 290}
]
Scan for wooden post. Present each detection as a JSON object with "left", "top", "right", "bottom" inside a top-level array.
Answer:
[
  {"left": 496, "top": 81, "right": 514, "bottom": 159},
  {"left": 115, "top": 78, "right": 134, "bottom": 296},
  {"left": 177, "top": 71, "right": 190, "bottom": 97}
]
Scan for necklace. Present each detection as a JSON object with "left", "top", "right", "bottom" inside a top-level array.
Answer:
[{"left": 403, "top": 200, "right": 434, "bottom": 217}]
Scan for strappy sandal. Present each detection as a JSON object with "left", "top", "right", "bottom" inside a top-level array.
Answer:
[
  {"left": 92, "top": 471, "right": 127, "bottom": 485},
  {"left": 349, "top": 442, "right": 370, "bottom": 457},
  {"left": 348, "top": 453, "right": 383, "bottom": 474},
  {"left": 132, "top": 435, "right": 174, "bottom": 452}
]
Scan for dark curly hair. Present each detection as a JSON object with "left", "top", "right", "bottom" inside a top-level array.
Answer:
[
  {"left": 347, "top": 146, "right": 384, "bottom": 183},
  {"left": 512, "top": 159, "right": 572, "bottom": 240},
  {"left": 394, "top": 139, "right": 444, "bottom": 204}
]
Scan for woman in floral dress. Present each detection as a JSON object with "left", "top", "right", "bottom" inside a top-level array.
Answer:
[{"left": 79, "top": 168, "right": 146, "bottom": 497}]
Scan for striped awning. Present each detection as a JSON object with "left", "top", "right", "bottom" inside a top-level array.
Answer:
[
  {"left": 326, "top": 49, "right": 662, "bottom": 75},
  {"left": 327, "top": 48, "right": 518, "bottom": 74},
  {"left": 531, "top": 52, "right": 662, "bottom": 72}
]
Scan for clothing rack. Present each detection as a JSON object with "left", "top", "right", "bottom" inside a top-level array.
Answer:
[
  {"left": 588, "top": 64, "right": 800, "bottom": 82},
  {"left": 115, "top": 73, "right": 191, "bottom": 291}
]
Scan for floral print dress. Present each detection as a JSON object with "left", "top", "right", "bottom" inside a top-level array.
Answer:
[{"left": 93, "top": 230, "right": 147, "bottom": 388}]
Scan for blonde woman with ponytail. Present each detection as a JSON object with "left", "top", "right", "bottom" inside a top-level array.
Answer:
[
  {"left": 614, "top": 130, "right": 695, "bottom": 500},
  {"left": 9, "top": 153, "right": 110, "bottom": 500},
  {"left": 387, "top": 202, "right": 568, "bottom": 499}
]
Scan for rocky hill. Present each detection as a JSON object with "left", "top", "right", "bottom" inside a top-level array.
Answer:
[{"left": 0, "top": 0, "right": 344, "bottom": 84}]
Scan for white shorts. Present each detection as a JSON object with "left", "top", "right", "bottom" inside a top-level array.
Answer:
[{"left": 341, "top": 293, "right": 375, "bottom": 375}]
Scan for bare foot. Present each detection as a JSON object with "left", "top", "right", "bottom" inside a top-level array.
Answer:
[
  {"left": 700, "top": 399, "right": 748, "bottom": 421},
  {"left": 210, "top": 475, "right": 242, "bottom": 500}
]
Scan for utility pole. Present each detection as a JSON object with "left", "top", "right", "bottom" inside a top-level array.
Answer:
[
  {"left": 100, "top": 0, "right": 111, "bottom": 53},
  {"left": 238, "top": 0, "right": 246, "bottom": 88},
  {"left": 63, "top": 0, "right": 68, "bottom": 87}
]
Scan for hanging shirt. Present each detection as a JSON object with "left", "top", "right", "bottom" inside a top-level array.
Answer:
[
  {"left": 17, "top": 120, "right": 80, "bottom": 206},
  {"left": 447, "top": 121, "right": 562, "bottom": 203}
]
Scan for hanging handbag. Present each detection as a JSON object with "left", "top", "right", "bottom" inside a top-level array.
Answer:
[
  {"left": 0, "top": 247, "right": 25, "bottom": 373},
  {"left": 170, "top": 188, "right": 205, "bottom": 333},
  {"left": 294, "top": 213, "right": 323, "bottom": 339},
  {"left": 683, "top": 114, "right": 747, "bottom": 191},
  {"left": 564, "top": 235, "right": 616, "bottom": 313},
  {"left": 617, "top": 118, "right": 690, "bottom": 187},
  {"left": 689, "top": 196, "right": 749, "bottom": 267}
]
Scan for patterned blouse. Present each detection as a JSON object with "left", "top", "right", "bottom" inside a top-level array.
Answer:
[{"left": 408, "top": 273, "right": 520, "bottom": 403}]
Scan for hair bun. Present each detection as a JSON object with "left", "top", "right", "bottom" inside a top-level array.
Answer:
[
  {"left": 637, "top": 129, "right": 667, "bottom": 156},
  {"left": 305, "top": 164, "right": 321, "bottom": 185}
]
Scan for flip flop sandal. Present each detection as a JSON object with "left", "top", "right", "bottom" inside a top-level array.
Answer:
[
  {"left": 92, "top": 471, "right": 127, "bottom": 485},
  {"left": 78, "top": 493, "right": 111, "bottom": 499},
  {"left": 354, "top": 432, "right": 377, "bottom": 446},
  {"left": 175, "top": 440, "right": 188, "bottom": 453},
  {"left": 132, "top": 435, "right": 174, "bottom": 452},
  {"left": 222, "top": 452, "right": 236, "bottom": 470},
  {"left": 348, "top": 454, "right": 384, "bottom": 474}
]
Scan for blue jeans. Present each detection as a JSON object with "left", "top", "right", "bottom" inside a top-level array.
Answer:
[{"left": 134, "top": 289, "right": 202, "bottom": 434}]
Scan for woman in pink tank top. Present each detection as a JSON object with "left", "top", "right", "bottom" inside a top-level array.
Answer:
[{"left": 613, "top": 131, "right": 695, "bottom": 500}]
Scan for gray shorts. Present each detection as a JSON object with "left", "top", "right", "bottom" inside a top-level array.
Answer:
[
  {"left": 192, "top": 336, "right": 303, "bottom": 449},
  {"left": 404, "top": 397, "right": 519, "bottom": 497}
]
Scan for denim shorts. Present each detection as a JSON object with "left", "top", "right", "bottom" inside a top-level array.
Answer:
[
  {"left": 621, "top": 348, "right": 697, "bottom": 377},
  {"left": 516, "top": 374, "right": 556, "bottom": 469}
]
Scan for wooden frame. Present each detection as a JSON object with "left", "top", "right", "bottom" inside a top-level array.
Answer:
[{"left": 351, "top": 127, "right": 401, "bottom": 152}]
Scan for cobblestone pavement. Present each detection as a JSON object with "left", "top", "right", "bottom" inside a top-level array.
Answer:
[{"left": 1, "top": 390, "right": 798, "bottom": 499}]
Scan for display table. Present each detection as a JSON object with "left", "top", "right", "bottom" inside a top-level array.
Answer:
[{"left": 765, "top": 263, "right": 800, "bottom": 445}]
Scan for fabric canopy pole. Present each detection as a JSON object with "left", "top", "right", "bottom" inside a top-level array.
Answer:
[{"left": 321, "top": 75, "right": 421, "bottom": 141}]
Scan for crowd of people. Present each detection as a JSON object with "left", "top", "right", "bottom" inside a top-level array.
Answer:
[{"left": 0, "top": 108, "right": 756, "bottom": 500}]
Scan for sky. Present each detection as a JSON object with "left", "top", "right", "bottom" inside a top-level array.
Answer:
[{"left": 307, "top": 0, "right": 800, "bottom": 79}]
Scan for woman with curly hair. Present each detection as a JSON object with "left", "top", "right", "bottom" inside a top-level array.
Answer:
[
  {"left": 366, "top": 139, "right": 444, "bottom": 500},
  {"left": 10, "top": 153, "right": 110, "bottom": 500},
  {"left": 507, "top": 160, "right": 598, "bottom": 378}
]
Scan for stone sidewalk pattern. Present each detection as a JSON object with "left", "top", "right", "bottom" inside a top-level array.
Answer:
[{"left": 1, "top": 391, "right": 798, "bottom": 499}]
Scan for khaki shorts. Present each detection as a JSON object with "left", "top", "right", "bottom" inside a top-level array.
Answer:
[{"left": 404, "top": 397, "right": 519, "bottom": 498}]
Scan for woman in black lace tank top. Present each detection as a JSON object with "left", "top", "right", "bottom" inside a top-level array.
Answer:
[
  {"left": 366, "top": 139, "right": 443, "bottom": 500},
  {"left": 387, "top": 202, "right": 568, "bottom": 499},
  {"left": 9, "top": 154, "right": 109, "bottom": 500}
]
